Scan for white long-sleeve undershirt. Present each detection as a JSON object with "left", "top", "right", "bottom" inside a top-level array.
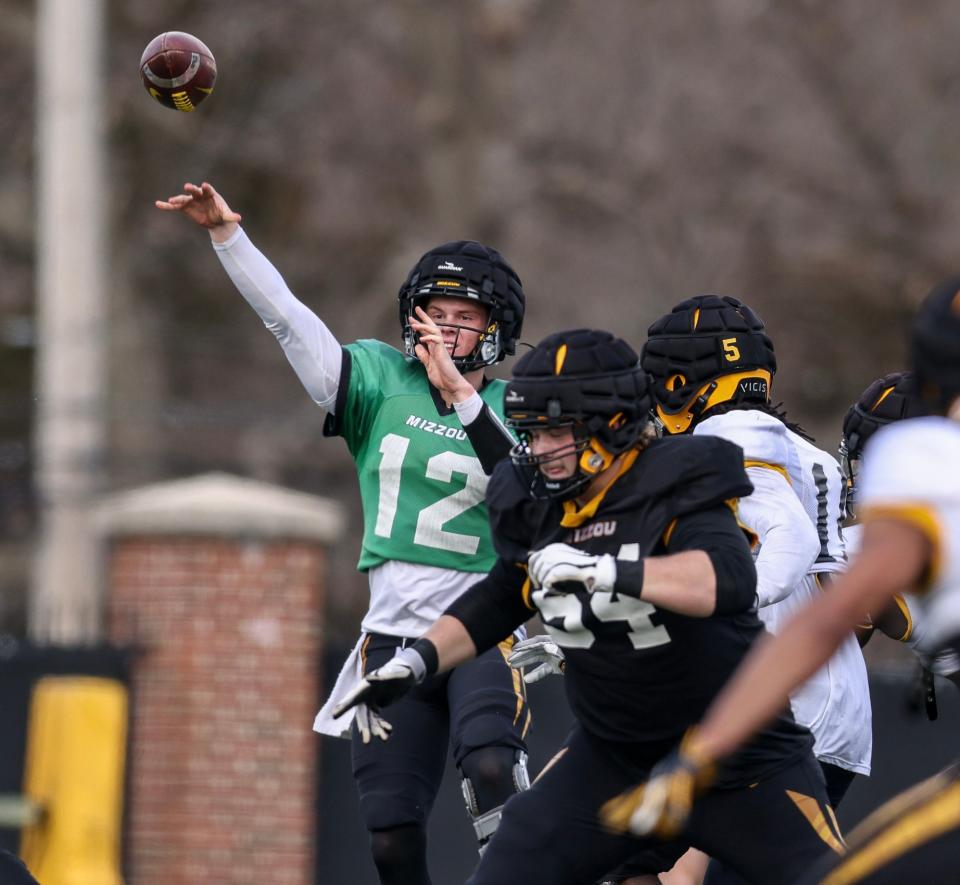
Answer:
[
  {"left": 209, "top": 226, "right": 506, "bottom": 462},
  {"left": 212, "top": 227, "right": 342, "bottom": 412},
  {"left": 740, "top": 465, "right": 821, "bottom": 607}
]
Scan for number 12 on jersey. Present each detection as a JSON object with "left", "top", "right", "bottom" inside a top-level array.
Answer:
[{"left": 374, "top": 432, "right": 487, "bottom": 554}]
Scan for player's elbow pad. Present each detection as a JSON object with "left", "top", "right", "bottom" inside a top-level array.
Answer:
[{"left": 709, "top": 548, "right": 757, "bottom": 615}]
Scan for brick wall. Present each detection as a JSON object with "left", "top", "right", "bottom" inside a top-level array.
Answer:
[{"left": 107, "top": 537, "right": 326, "bottom": 885}]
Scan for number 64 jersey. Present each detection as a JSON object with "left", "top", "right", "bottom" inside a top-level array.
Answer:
[
  {"left": 485, "top": 434, "right": 813, "bottom": 784},
  {"left": 324, "top": 339, "right": 508, "bottom": 636}
]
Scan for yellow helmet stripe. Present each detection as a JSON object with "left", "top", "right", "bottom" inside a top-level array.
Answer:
[
  {"left": 554, "top": 344, "right": 568, "bottom": 375},
  {"left": 871, "top": 385, "right": 896, "bottom": 412}
]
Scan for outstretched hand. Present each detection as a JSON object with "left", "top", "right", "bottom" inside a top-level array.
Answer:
[
  {"left": 155, "top": 182, "right": 242, "bottom": 240},
  {"left": 409, "top": 307, "right": 475, "bottom": 404}
]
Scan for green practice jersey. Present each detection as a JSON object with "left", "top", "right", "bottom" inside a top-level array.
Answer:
[{"left": 324, "top": 339, "right": 508, "bottom": 573}]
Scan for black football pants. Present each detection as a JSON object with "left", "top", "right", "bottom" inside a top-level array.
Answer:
[
  {"left": 350, "top": 632, "right": 529, "bottom": 832},
  {"left": 469, "top": 724, "right": 842, "bottom": 885}
]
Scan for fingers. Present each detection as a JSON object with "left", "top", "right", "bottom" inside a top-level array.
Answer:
[
  {"left": 409, "top": 308, "right": 450, "bottom": 349},
  {"left": 513, "top": 636, "right": 555, "bottom": 653},
  {"left": 155, "top": 194, "right": 194, "bottom": 210},
  {"left": 508, "top": 646, "right": 550, "bottom": 667},
  {"left": 506, "top": 651, "right": 535, "bottom": 669},
  {"left": 355, "top": 705, "right": 393, "bottom": 744},
  {"left": 356, "top": 705, "right": 375, "bottom": 744},
  {"left": 600, "top": 775, "right": 689, "bottom": 839},
  {"left": 523, "top": 664, "right": 550, "bottom": 685},
  {"left": 413, "top": 305, "right": 439, "bottom": 329},
  {"left": 599, "top": 783, "right": 647, "bottom": 833},
  {"left": 369, "top": 712, "right": 393, "bottom": 742},
  {"left": 332, "top": 679, "right": 370, "bottom": 718},
  {"left": 411, "top": 330, "right": 445, "bottom": 348},
  {"left": 629, "top": 778, "right": 671, "bottom": 837},
  {"left": 409, "top": 315, "right": 445, "bottom": 346}
]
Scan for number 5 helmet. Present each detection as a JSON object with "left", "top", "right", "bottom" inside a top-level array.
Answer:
[
  {"left": 503, "top": 329, "right": 654, "bottom": 500},
  {"left": 398, "top": 240, "right": 525, "bottom": 372},
  {"left": 640, "top": 295, "right": 777, "bottom": 434},
  {"left": 910, "top": 275, "right": 960, "bottom": 414}
]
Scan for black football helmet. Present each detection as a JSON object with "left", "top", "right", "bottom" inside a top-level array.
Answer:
[
  {"left": 398, "top": 240, "right": 525, "bottom": 372},
  {"left": 641, "top": 295, "right": 777, "bottom": 434},
  {"left": 504, "top": 329, "right": 654, "bottom": 500},
  {"left": 839, "top": 372, "right": 926, "bottom": 515},
  {"left": 910, "top": 276, "right": 960, "bottom": 414}
]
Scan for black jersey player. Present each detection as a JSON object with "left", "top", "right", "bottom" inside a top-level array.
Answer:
[{"left": 335, "top": 329, "right": 842, "bottom": 884}]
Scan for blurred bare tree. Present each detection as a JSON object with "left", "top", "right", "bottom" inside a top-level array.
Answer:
[{"left": 3, "top": 0, "right": 960, "bottom": 636}]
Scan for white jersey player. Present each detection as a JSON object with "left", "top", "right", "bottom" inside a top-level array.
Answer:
[
  {"left": 641, "top": 294, "right": 872, "bottom": 807},
  {"left": 842, "top": 372, "right": 960, "bottom": 691},
  {"left": 694, "top": 409, "right": 872, "bottom": 784}
]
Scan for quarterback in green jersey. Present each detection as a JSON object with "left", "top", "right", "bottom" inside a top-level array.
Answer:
[{"left": 157, "top": 182, "right": 531, "bottom": 885}]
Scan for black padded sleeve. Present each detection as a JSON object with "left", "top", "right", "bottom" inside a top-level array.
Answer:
[
  {"left": 463, "top": 402, "right": 515, "bottom": 475},
  {"left": 486, "top": 460, "right": 542, "bottom": 563},
  {"left": 665, "top": 505, "right": 757, "bottom": 615},
  {"left": 443, "top": 558, "right": 531, "bottom": 654}
]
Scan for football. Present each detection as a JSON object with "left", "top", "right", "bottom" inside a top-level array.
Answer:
[{"left": 140, "top": 32, "right": 216, "bottom": 112}]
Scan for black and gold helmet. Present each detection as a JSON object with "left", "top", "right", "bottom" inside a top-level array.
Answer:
[
  {"left": 911, "top": 276, "right": 960, "bottom": 414},
  {"left": 841, "top": 372, "right": 925, "bottom": 465},
  {"left": 504, "top": 329, "right": 653, "bottom": 500},
  {"left": 398, "top": 240, "right": 525, "bottom": 372},
  {"left": 840, "top": 372, "right": 926, "bottom": 514},
  {"left": 641, "top": 295, "right": 776, "bottom": 434}
]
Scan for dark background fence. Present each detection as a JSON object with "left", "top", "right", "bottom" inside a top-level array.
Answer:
[{"left": 315, "top": 647, "right": 960, "bottom": 884}]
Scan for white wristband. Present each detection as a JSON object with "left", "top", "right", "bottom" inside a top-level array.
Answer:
[
  {"left": 397, "top": 646, "right": 428, "bottom": 683},
  {"left": 453, "top": 391, "right": 484, "bottom": 426}
]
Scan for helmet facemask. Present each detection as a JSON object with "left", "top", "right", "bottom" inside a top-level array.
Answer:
[
  {"left": 401, "top": 294, "right": 502, "bottom": 372},
  {"left": 509, "top": 412, "right": 644, "bottom": 502},
  {"left": 509, "top": 421, "right": 594, "bottom": 501},
  {"left": 837, "top": 435, "right": 860, "bottom": 519},
  {"left": 504, "top": 329, "right": 654, "bottom": 501},
  {"left": 398, "top": 240, "right": 525, "bottom": 372}
]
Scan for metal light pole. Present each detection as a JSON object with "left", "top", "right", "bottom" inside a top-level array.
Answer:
[{"left": 31, "top": 0, "right": 108, "bottom": 643}]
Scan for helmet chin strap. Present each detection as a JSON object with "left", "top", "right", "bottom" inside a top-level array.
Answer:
[
  {"left": 656, "top": 370, "right": 772, "bottom": 434},
  {"left": 578, "top": 441, "right": 614, "bottom": 476},
  {"left": 450, "top": 323, "right": 501, "bottom": 372},
  {"left": 560, "top": 448, "right": 643, "bottom": 527}
]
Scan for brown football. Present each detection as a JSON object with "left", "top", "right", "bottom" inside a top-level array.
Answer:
[{"left": 140, "top": 32, "right": 216, "bottom": 112}]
